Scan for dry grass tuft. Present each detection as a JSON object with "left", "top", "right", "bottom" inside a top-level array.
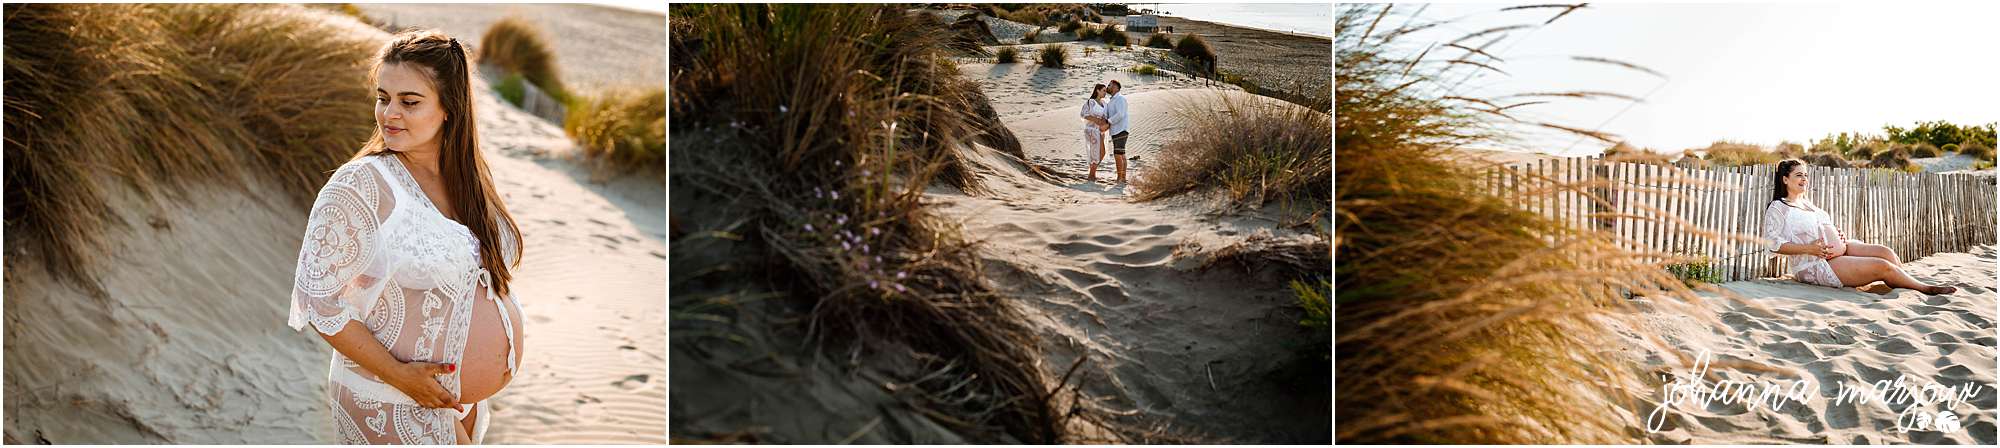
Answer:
[
  {"left": 1336, "top": 4, "right": 1754, "bottom": 443},
  {"left": 1132, "top": 94, "right": 1331, "bottom": 223},
  {"left": 565, "top": 87, "right": 665, "bottom": 177},
  {"left": 477, "top": 16, "right": 567, "bottom": 102},
  {"left": 1696, "top": 141, "right": 1782, "bottom": 167},
  {"left": 3, "top": 3, "right": 376, "bottom": 293},
  {"left": 1145, "top": 32, "right": 1173, "bottom": 49},
  {"left": 1172, "top": 33, "right": 1217, "bottom": 74},
  {"left": 995, "top": 45, "right": 1020, "bottom": 63},
  {"left": 1037, "top": 43, "right": 1067, "bottom": 68},
  {"left": 670, "top": 4, "right": 1126, "bottom": 443}
]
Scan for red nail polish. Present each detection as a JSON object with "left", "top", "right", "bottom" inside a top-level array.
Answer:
[{"left": 446, "top": 364, "right": 456, "bottom": 373}]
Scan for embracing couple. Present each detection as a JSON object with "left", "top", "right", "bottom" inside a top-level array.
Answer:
[
  {"left": 1078, "top": 79, "right": 1130, "bottom": 183},
  {"left": 1763, "top": 158, "right": 1955, "bottom": 295}
]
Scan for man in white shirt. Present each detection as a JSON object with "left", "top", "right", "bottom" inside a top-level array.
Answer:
[{"left": 1103, "top": 80, "right": 1131, "bottom": 183}]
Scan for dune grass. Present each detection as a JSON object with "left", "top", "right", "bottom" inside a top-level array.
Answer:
[
  {"left": 1173, "top": 33, "right": 1217, "bottom": 74},
  {"left": 1132, "top": 94, "right": 1331, "bottom": 223},
  {"left": 995, "top": 45, "right": 1019, "bottom": 63},
  {"left": 669, "top": 4, "right": 1148, "bottom": 443},
  {"left": 1058, "top": 17, "right": 1084, "bottom": 33},
  {"left": 1129, "top": 63, "right": 1158, "bottom": 76},
  {"left": 565, "top": 87, "right": 665, "bottom": 176},
  {"left": 1037, "top": 43, "right": 1067, "bottom": 68},
  {"left": 1697, "top": 141, "right": 1782, "bottom": 167},
  {"left": 1099, "top": 25, "right": 1130, "bottom": 47},
  {"left": 1145, "top": 32, "right": 1173, "bottom": 49},
  {"left": 1335, "top": 4, "right": 1743, "bottom": 443},
  {"left": 3, "top": 3, "right": 376, "bottom": 293},
  {"left": 1076, "top": 23, "right": 1101, "bottom": 40},
  {"left": 477, "top": 15, "right": 567, "bottom": 103}
]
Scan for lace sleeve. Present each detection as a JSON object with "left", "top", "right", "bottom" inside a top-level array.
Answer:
[
  {"left": 1761, "top": 200, "right": 1788, "bottom": 256},
  {"left": 288, "top": 160, "right": 395, "bottom": 336}
]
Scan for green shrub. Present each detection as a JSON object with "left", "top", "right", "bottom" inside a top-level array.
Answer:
[
  {"left": 995, "top": 45, "right": 1019, "bottom": 63},
  {"left": 1943, "top": 143, "right": 1961, "bottom": 153},
  {"left": 1145, "top": 32, "right": 1172, "bottom": 48},
  {"left": 1173, "top": 33, "right": 1216, "bottom": 74},
  {"left": 1962, "top": 141, "right": 1995, "bottom": 161},
  {"left": 1037, "top": 43, "right": 1065, "bottom": 68},
  {"left": 1129, "top": 63, "right": 1157, "bottom": 76},
  {"left": 1663, "top": 256, "right": 1721, "bottom": 286},
  {"left": 1908, "top": 142, "right": 1940, "bottom": 158},
  {"left": 494, "top": 73, "right": 527, "bottom": 106},
  {"left": 478, "top": 15, "right": 567, "bottom": 102}
]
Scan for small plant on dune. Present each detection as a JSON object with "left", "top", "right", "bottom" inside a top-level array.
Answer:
[
  {"left": 1058, "top": 17, "right": 1083, "bottom": 33},
  {"left": 478, "top": 16, "right": 568, "bottom": 102},
  {"left": 1082, "top": 46, "right": 1095, "bottom": 56},
  {"left": 1076, "top": 23, "right": 1100, "bottom": 40},
  {"left": 1290, "top": 277, "right": 1331, "bottom": 358},
  {"left": 1942, "top": 143, "right": 1961, "bottom": 153},
  {"left": 1145, "top": 32, "right": 1173, "bottom": 49},
  {"left": 670, "top": 4, "right": 1136, "bottom": 443},
  {"left": 1172, "top": 33, "right": 1216, "bottom": 75},
  {"left": 1336, "top": 4, "right": 1729, "bottom": 444},
  {"left": 1871, "top": 147, "right": 1912, "bottom": 170},
  {"left": 1905, "top": 142, "right": 1940, "bottom": 158},
  {"left": 493, "top": 73, "right": 527, "bottom": 105},
  {"left": 565, "top": 87, "right": 665, "bottom": 177},
  {"left": 1037, "top": 43, "right": 1066, "bottom": 68},
  {"left": 1698, "top": 141, "right": 1781, "bottom": 167},
  {"left": 1133, "top": 94, "right": 1330, "bottom": 222},
  {"left": 1129, "top": 63, "right": 1158, "bottom": 76},
  {"left": 1664, "top": 256, "right": 1723, "bottom": 286},
  {"left": 1099, "top": 25, "right": 1129, "bottom": 47},
  {"left": 995, "top": 45, "right": 1019, "bottom": 63},
  {"left": 3, "top": 3, "right": 377, "bottom": 292},
  {"left": 1962, "top": 141, "right": 1996, "bottom": 161}
]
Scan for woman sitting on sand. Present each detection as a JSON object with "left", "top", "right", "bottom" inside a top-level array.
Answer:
[
  {"left": 1763, "top": 158, "right": 1954, "bottom": 294},
  {"left": 288, "top": 30, "right": 527, "bottom": 444},
  {"left": 1081, "top": 83, "right": 1113, "bottom": 181}
]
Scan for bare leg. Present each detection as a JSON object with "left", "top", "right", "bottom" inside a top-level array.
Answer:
[
  {"left": 1115, "top": 152, "right": 1127, "bottom": 183},
  {"left": 1828, "top": 256, "right": 1952, "bottom": 294},
  {"left": 1842, "top": 241, "right": 1902, "bottom": 266},
  {"left": 456, "top": 405, "right": 478, "bottom": 444}
]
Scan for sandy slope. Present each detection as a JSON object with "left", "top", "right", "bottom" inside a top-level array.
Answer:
[
  {"left": 1, "top": 7, "right": 664, "bottom": 444},
  {"left": 353, "top": 3, "right": 664, "bottom": 95},
  {"left": 925, "top": 86, "right": 1331, "bottom": 442},
  {"left": 1601, "top": 246, "right": 1997, "bottom": 444}
]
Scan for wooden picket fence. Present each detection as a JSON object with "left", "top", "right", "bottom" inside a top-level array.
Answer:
[{"left": 1488, "top": 156, "right": 1996, "bottom": 282}]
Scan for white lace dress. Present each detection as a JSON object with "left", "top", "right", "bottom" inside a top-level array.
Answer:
[
  {"left": 1079, "top": 98, "right": 1108, "bottom": 163},
  {"left": 1762, "top": 199, "right": 1844, "bottom": 287},
  {"left": 287, "top": 153, "right": 521, "bottom": 444}
]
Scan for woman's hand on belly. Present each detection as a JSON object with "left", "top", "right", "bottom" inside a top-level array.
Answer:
[{"left": 381, "top": 360, "right": 463, "bottom": 409}]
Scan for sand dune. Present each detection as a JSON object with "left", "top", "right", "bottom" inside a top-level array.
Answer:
[
  {"left": 1, "top": 7, "right": 664, "bottom": 443},
  {"left": 1602, "top": 246, "right": 1997, "bottom": 444},
  {"left": 926, "top": 88, "right": 1330, "bottom": 442}
]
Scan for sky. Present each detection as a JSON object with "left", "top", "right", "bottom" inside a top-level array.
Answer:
[{"left": 1351, "top": 2, "right": 2000, "bottom": 156}]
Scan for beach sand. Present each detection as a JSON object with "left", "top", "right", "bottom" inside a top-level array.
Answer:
[
  {"left": 1600, "top": 246, "right": 1998, "bottom": 444},
  {"left": 937, "top": 53, "right": 1331, "bottom": 440},
  {"left": 353, "top": 3, "right": 664, "bottom": 95},
  {"left": 1, "top": 6, "right": 664, "bottom": 443},
  {"left": 1106, "top": 14, "right": 1330, "bottom": 98}
]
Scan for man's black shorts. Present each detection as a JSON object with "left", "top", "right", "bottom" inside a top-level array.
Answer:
[{"left": 1111, "top": 131, "right": 1129, "bottom": 154}]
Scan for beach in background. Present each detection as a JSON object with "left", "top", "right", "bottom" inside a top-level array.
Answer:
[{"left": 1145, "top": 2, "right": 1331, "bottom": 37}]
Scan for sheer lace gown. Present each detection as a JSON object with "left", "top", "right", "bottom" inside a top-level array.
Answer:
[
  {"left": 288, "top": 154, "right": 524, "bottom": 444},
  {"left": 1763, "top": 199, "right": 1846, "bottom": 287}
]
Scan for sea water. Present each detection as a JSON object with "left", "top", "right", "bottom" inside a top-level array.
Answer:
[{"left": 1142, "top": 3, "right": 1332, "bottom": 38}]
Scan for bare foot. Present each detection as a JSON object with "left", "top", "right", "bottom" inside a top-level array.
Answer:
[{"left": 1925, "top": 285, "right": 1957, "bottom": 295}]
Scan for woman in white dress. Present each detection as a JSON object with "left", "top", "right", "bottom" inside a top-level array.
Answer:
[
  {"left": 1763, "top": 159, "right": 1954, "bottom": 294},
  {"left": 1080, "top": 83, "right": 1113, "bottom": 181},
  {"left": 288, "top": 29, "right": 528, "bottom": 444}
]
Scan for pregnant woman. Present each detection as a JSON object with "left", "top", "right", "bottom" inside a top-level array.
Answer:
[
  {"left": 288, "top": 30, "right": 527, "bottom": 444},
  {"left": 1762, "top": 158, "right": 1955, "bottom": 294},
  {"left": 1080, "top": 83, "right": 1112, "bottom": 182}
]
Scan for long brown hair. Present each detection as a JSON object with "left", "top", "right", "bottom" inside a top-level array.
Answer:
[
  {"left": 355, "top": 29, "right": 522, "bottom": 295},
  {"left": 1772, "top": 158, "right": 1804, "bottom": 207}
]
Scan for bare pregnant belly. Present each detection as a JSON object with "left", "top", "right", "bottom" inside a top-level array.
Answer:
[{"left": 459, "top": 287, "right": 523, "bottom": 404}]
